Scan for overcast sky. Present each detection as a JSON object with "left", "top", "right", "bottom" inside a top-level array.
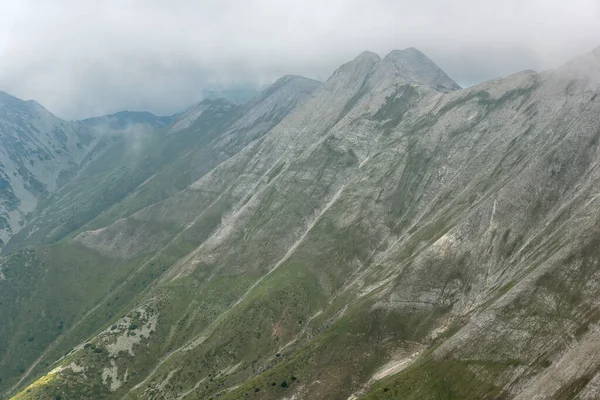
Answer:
[{"left": 1, "top": 0, "right": 599, "bottom": 119}]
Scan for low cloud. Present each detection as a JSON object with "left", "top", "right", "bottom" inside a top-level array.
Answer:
[{"left": 1, "top": 0, "right": 599, "bottom": 119}]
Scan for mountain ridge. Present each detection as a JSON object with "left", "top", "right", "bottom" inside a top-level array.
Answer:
[
  {"left": 81, "top": 111, "right": 175, "bottom": 132},
  {"left": 3, "top": 46, "right": 600, "bottom": 400},
  {"left": 0, "top": 92, "right": 97, "bottom": 248}
]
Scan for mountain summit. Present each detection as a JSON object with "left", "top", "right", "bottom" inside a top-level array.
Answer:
[
  {"left": 329, "top": 47, "right": 459, "bottom": 94},
  {"left": 384, "top": 47, "right": 461, "bottom": 91}
]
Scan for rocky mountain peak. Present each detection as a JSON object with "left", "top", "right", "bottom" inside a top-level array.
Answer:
[
  {"left": 0, "top": 91, "right": 32, "bottom": 114},
  {"left": 326, "top": 48, "right": 459, "bottom": 95},
  {"left": 0, "top": 92, "right": 57, "bottom": 123},
  {"left": 329, "top": 51, "right": 382, "bottom": 80},
  {"left": 356, "top": 50, "right": 382, "bottom": 63},
  {"left": 383, "top": 47, "right": 461, "bottom": 92},
  {"left": 273, "top": 74, "right": 319, "bottom": 85},
  {"left": 0, "top": 90, "right": 18, "bottom": 104}
]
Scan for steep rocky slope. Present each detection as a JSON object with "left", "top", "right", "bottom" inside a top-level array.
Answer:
[
  {"left": 3, "top": 75, "right": 320, "bottom": 253},
  {"left": 3, "top": 46, "right": 600, "bottom": 400},
  {"left": 0, "top": 92, "right": 96, "bottom": 248},
  {"left": 0, "top": 74, "right": 321, "bottom": 395}
]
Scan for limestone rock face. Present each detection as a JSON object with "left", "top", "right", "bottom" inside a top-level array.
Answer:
[{"left": 383, "top": 47, "right": 462, "bottom": 92}]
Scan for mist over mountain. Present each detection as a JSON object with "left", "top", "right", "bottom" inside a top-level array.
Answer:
[
  {"left": 201, "top": 85, "right": 263, "bottom": 105},
  {"left": 2, "top": 45, "right": 600, "bottom": 400},
  {"left": 81, "top": 111, "right": 175, "bottom": 132},
  {"left": 2, "top": 0, "right": 599, "bottom": 120}
]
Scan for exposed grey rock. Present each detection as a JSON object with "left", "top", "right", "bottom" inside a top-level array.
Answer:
[
  {"left": 383, "top": 47, "right": 462, "bottom": 91},
  {"left": 0, "top": 91, "right": 97, "bottom": 248}
]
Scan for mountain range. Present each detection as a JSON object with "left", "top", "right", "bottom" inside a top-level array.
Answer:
[{"left": 1, "top": 46, "right": 600, "bottom": 399}]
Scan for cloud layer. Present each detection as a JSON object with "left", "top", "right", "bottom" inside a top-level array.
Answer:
[{"left": 1, "top": 0, "right": 599, "bottom": 119}]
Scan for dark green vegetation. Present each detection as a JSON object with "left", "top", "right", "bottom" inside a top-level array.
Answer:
[{"left": 4, "top": 46, "right": 600, "bottom": 400}]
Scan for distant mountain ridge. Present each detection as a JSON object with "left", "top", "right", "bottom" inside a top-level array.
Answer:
[
  {"left": 0, "top": 78, "right": 304, "bottom": 249},
  {"left": 201, "top": 85, "right": 263, "bottom": 104},
  {"left": 0, "top": 91, "right": 96, "bottom": 248},
  {"left": 81, "top": 111, "right": 174, "bottom": 132}
]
